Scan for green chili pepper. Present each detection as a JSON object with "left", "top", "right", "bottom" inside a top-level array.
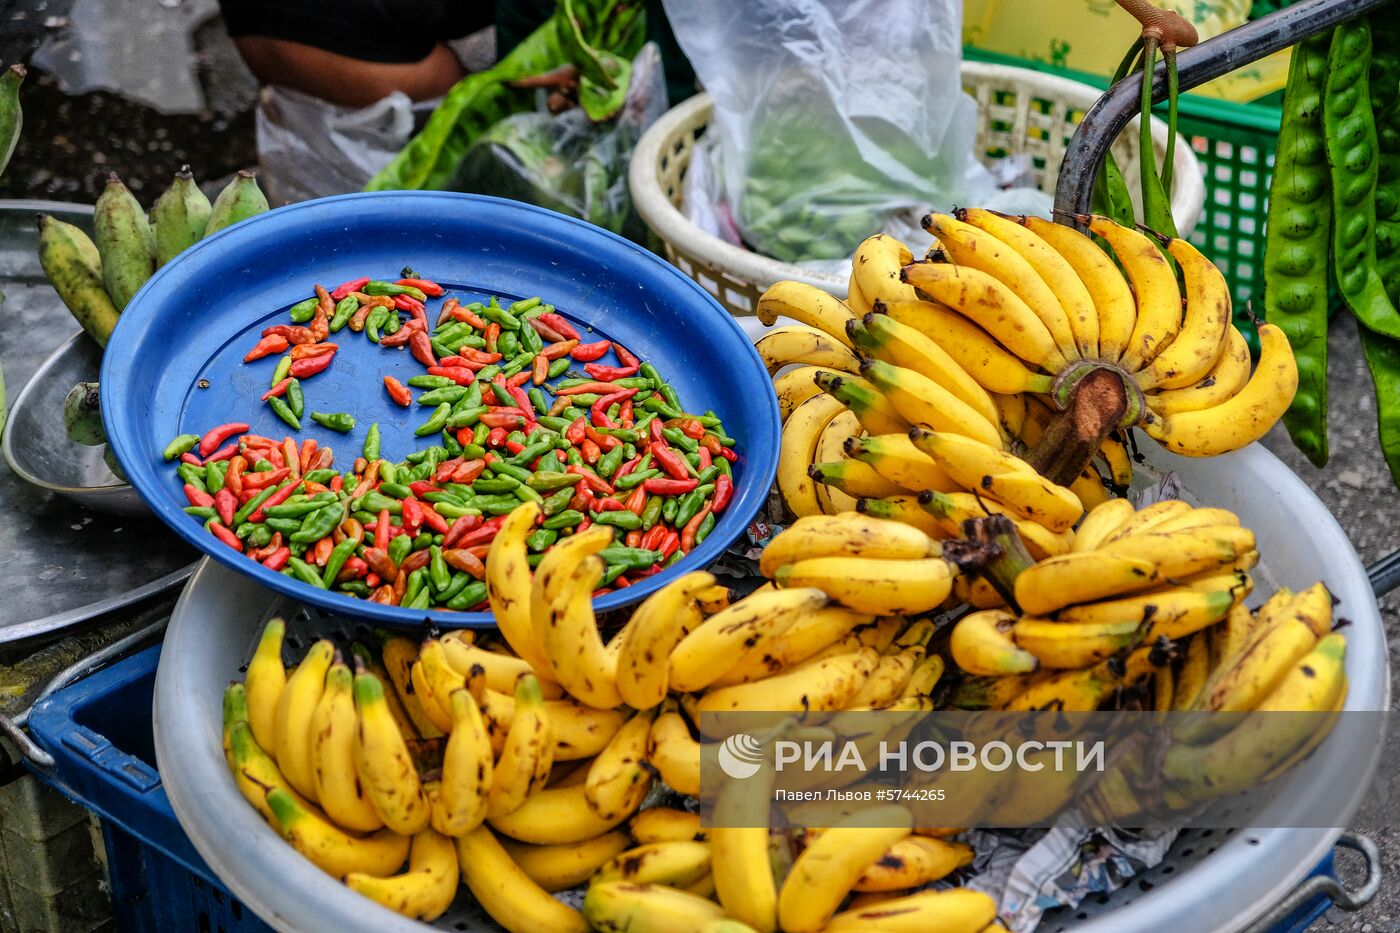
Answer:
[
  {"left": 291, "top": 503, "right": 342, "bottom": 544},
  {"left": 164, "top": 433, "right": 201, "bottom": 461},
  {"left": 599, "top": 546, "right": 662, "bottom": 570},
  {"left": 442, "top": 429, "right": 463, "bottom": 458},
  {"left": 268, "top": 396, "right": 301, "bottom": 430},
  {"left": 234, "top": 484, "right": 282, "bottom": 525},
  {"left": 511, "top": 297, "right": 542, "bottom": 315},
  {"left": 544, "top": 357, "right": 569, "bottom": 379},
  {"left": 359, "top": 491, "right": 403, "bottom": 515},
  {"left": 329, "top": 296, "right": 358, "bottom": 333},
  {"left": 527, "top": 387, "right": 549, "bottom": 415},
  {"left": 596, "top": 445, "right": 624, "bottom": 479},
  {"left": 428, "top": 545, "right": 451, "bottom": 592},
  {"left": 665, "top": 550, "right": 684, "bottom": 567},
  {"left": 513, "top": 484, "right": 545, "bottom": 506},
  {"left": 271, "top": 354, "right": 292, "bottom": 387},
  {"left": 387, "top": 530, "right": 413, "bottom": 567},
  {"left": 288, "top": 297, "right": 318, "bottom": 323},
  {"left": 601, "top": 563, "right": 628, "bottom": 586},
  {"left": 537, "top": 416, "right": 573, "bottom": 433},
  {"left": 439, "top": 571, "right": 473, "bottom": 602},
  {"left": 383, "top": 313, "right": 403, "bottom": 336},
  {"left": 501, "top": 352, "right": 535, "bottom": 378},
  {"left": 542, "top": 486, "right": 574, "bottom": 517},
  {"left": 477, "top": 364, "right": 501, "bottom": 382},
  {"left": 482, "top": 303, "right": 521, "bottom": 330},
  {"left": 287, "top": 556, "right": 326, "bottom": 588},
  {"left": 365, "top": 306, "right": 389, "bottom": 343},
  {"left": 178, "top": 463, "right": 207, "bottom": 492},
  {"left": 592, "top": 510, "right": 641, "bottom": 530},
  {"left": 378, "top": 460, "right": 399, "bottom": 484},
  {"left": 360, "top": 423, "right": 381, "bottom": 462},
  {"left": 183, "top": 505, "right": 216, "bottom": 519},
  {"left": 643, "top": 395, "right": 681, "bottom": 419},
  {"left": 433, "top": 320, "right": 471, "bottom": 343},
  {"left": 246, "top": 525, "right": 274, "bottom": 548},
  {"left": 662, "top": 427, "right": 699, "bottom": 453},
  {"left": 446, "top": 580, "right": 488, "bottom": 610},
  {"left": 363, "top": 281, "right": 426, "bottom": 300},
  {"left": 447, "top": 405, "right": 488, "bottom": 430},
  {"left": 542, "top": 509, "right": 584, "bottom": 530},
  {"left": 432, "top": 502, "right": 481, "bottom": 519},
  {"left": 511, "top": 440, "right": 554, "bottom": 467},
  {"left": 661, "top": 496, "right": 679, "bottom": 525},
  {"left": 302, "top": 469, "right": 336, "bottom": 485},
  {"left": 375, "top": 483, "right": 413, "bottom": 501},
  {"left": 525, "top": 528, "right": 558, "bottom": 552},
  {"left": 265, "top": 516, "right": 303, "bottom": 534},
  {"left": 416, "top": 402, "right": 451, "bottom": 437},
  {"left": 250, "top": 459, "right": 274, "bottom": 474},
  {"left": 409, "top": 375, "right": 456, "bottom": 389},
  {"left": 402, "top": 567, "right": 429, "bottom": 606},
  {"left": 473, "top": 477, "right": 520, "bottom": 495},
  {"left": 205, "top": 459, "right": 229, "bottom": 492},
  {"left": 488, "top": 460, "right": 533, "bottom": 484},
  {"left": 338, "top": 581, "right": 371, "bottom": 598},
  {"left": 418, "top": 386, "right": 467, "bottom": 406},
  {"left": 527, "top": 471, "right": 581, "bottom": 491},
  {"left": 471, "top": 494, "right": 526, "bottom": 515},
  {"left": 566, "top": 447, "right": 585, "bottom": 468},
  {"left": 614, "top": 468, "right": 659, "bottom": 491},
  {"left": 311, "top": 411, "right": 355, "bottom": 432},
  {"left": 322, "top": 538, "right": 358, "bottom": 586}
]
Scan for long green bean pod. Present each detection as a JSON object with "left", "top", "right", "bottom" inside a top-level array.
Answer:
[{"left": 1369, "top": 15, "right": 1400, "bottom": 306}]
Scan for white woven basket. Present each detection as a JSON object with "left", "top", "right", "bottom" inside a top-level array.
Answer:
[{"left": 630, "top": 62, "right": 1205, "bottom": 317}]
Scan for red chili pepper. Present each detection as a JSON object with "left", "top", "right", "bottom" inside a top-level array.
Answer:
[
  {"left": 204, "top": 443, "right": 239, "bottom": 464},
  {"left": 480, "top": 412, "right": 525, "bottom": 430},
  {"left": 299, "top": 439, "right": 318, "bottom": 474},
  {"left": 625, "top": 529, "right": 643, "bottom": 548},
  {"left": 244, "top": 334, "right": 288, "bottom": 362},
  {"left": 209, "top": 522, "right": 243, "bottom": 552},
  {"left": 455, "top": 347, "right": 504, "bottom": 365},
  {"left": 614, "top": 575, "right": 632, "bottom": 588},
  {"left": 506, "top": 370, "right": 532, "bottom": 389},
  {"left": 650, "top": 419, "right": 666, "bottom": 444},
  {"left": 659, "top": 529, "right": 680, "bottom": 560},
  {"left": 452, "top": 459, "right": 485, "bottom": 484},
  {"left": 395, "top": 295, "right": 428, "bottom": 325},
  {"left": 224, "top": 456, "right": 246, "bottom": 496},
  {"left": 583, "top": 362, "right": 640, "bottom": 381},
  {"left": 697, "top": 445, "right": 712, "bottom": 470},
  {"left": 504, "top": 440, "right": 525, "bottom": 455},
  {"left": 261, "top": 378, "right": 292, "bottom": 401},
  {"left": 452, "top": 525, "right": 501, "bottom": 549},
  {"left": 592, "top": 587, "right": 612, "bottom": 598},
  {"left": 640, "top": 525, "right": 667, "bottom": 551},
  {"left": 540, "top": 339, "right": 579, "bottom": 361},
  {"left": 570, "top": 340, "right": 611, "bottom": 362},
  {"left": 442, "top": 548, "right": 486, "bottom": 578},
  {"left": 184, "top": 484, "right": 214, "bottom": 509},
  {"left": 593, "top": 497, "right": 626, "bottom": 513},
  {"left": 379, "top": 319, "right": 421, "bottom": 347},
  {"left": 567, "top": 464, "right": 614, "bottom": 495},
  {"left": 373, "top": 509, "right": 392, "bottom": 549},
  {"left": 289, "top": 354, "right": 334, "bottom": 379},
  {"left": 363, "top": 548, "right": 398, "bottom": 579},
  {"left": 508, "top": 384, "right": 535, "bottom": 422},
  {"left": 570, "top": 489, "right": 592, "bottom": 513},
  {"left": 408, "top": 480, "right": 436, "bottom": 498},
  {"left": 613, "top": 456, "right": 642, "bottom": 481},
  {"left": 309, "top": 291, "right": 331, "bottom": 341},
  {"left": 420, "top": 506, "right": 450, "bottom": 535},
  {"left": 436, "top": 297, "right": 460, "bottom": 327},
  {"left": 283, "top": 437, "right": 301, "bottom": 479},
  {"left": 312, "top": 536, "right": 335, "bottom": 566},
  {"left": 262, "top": 324, "right": 317, "bottom": 344},
  {"left": 538, "top": 312, "right": 580, "bottom": 340},
  {"left": 577, "top": 517, "right": 592, "bottom": 534},
  {"left": 243, "top": 467, "right": 289, "bottom": 491},
  {"left": 433, "top": 459, "right": 461, "bottom": 482},
  {"left": 365, "top": 573, "right": 381, "bottom": 589},
  {"left": 312, "top": 447, "right": 333, "bottom": 472},
  {"left": 580, "top": 438, "right": 600, "bottom": 464},
  {"left": 715, "top": 444, "right": 738, "bottom": 463},
  {"left": 584, "top": 424, "right": 619, "bottom": 451},
  {"left": 677, "top": 418, "right": 705, "bottom": 439},
  {"left": 591, "top": 388, "right": 639, "bottom": 427},
  {"left": 330, "top": 277, "right": 370, "bottom": 300},
  {"left": 329, "top": 474, "right": 343, "bottom": 493},
  {"left": 199, "top": 423, "right": 249, "bottom": 458},
  {"left": 290, "top": 342, "right": 338, "bottom": 361},
  {"left": 681, "top": 505, "right": 712, "bottom": 553},
  {"left": 384, "top": 376, "right": 412, "bottom": 406},
  {"left": 643, "top": 476, "right": 698, "bottom": 496},
  {"left": 396, "top": 277, "right": 443, "bottom": 296},
  {"left": 620, "top": 400, "right": 633, "bottom": 427},
  {"left": 565, "top": 417, "right": 587, "bottom": 445},
  {"left": 262, "top": 547, "right": 289, "bottom": 570},
  {"left": 556, "top": 380, "right": 617, "bottom": 396},
  {"left": 408, "top": 331, "right": 437, "bottom": 367},
  {"left": 450, "top": 305, "right": 488, "bottom": 329},
  {"left": 651, "top": 443, "right": 690, "bottom": 481},
  {"left": 250, "top": 481, "right": 302, "bottom": 522},
  {"left": 426, "top": 366, "right": 477, "bottom": 385},
  {"left": 712, "top": 473, "right": 734, "bottom": 512},
  {"left": 484, "top": 322, "right": 501, "bottom": 354},
  {"left": 625, "top": 486, "right": 647, "bottom": 515},
  {"left": 528, "top": 318, "right": 566, "bottom": 343},
  {"left": 443, "top": 514, "right": 481, "bottom": 548},
  {"left": 401, "top": 498, "right": 424, "bottom": 535},
  {"left": 180, "top": 452, "right": 203, "bottom": 467},
  {"left": 338, "top": 556, "right": 367, "bottom": 581},
  {"left": 436, "top": 356, "right": 488, "bottom": 372}
]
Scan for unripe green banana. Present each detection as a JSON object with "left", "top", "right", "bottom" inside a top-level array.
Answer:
[
  {"left": 94, "top": 173, "right": 155, "bottom": 310},
  {"left": 205, "top": 170, "right": 269, "bottom": 235},
  {"left": 37, "top": 214, "right": 121, "bottom": 346},
  {"left": 63, "top": 381, "right": 105, "bottom": 445},
  {"left": 152, "top": 165, "right": 211, "bottom": 266},
  {"left": 0, "top": 64, "right": 25, "bottom": 179},
  {"left": 103, "top": 445, "right": 126, "bottom": 482}
]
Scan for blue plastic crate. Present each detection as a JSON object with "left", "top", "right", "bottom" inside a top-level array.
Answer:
[{"left": 25, "top": 645, "right": 271, "bottom": 933}]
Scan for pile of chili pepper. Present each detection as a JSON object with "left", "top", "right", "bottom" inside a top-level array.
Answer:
[{"left": 160, "top": 273, "right": 740, "bottom": 610}]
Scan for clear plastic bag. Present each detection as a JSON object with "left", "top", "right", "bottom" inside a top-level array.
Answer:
[{"left": 662, "top": 0, "right": 1046, "bottom": 264}]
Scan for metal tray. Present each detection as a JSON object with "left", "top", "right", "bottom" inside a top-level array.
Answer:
[
  {"left": 153, "top": 438, "right": 1387, "bottom": 933},
  {"left": 101, "top": 192, "right": 780, "bottom": 629},
  {"left": 0, "top": 199, "right": 196, "bottom": 642}
]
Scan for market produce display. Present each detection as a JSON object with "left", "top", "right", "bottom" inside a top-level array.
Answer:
[{"left": 162, "top": 277, "right": 739, "bottom": 610}]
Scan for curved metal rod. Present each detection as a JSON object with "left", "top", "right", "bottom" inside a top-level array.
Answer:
[
  {"left": 1055, "top": 0, "right": 1396, "bottom": 218},
  {"left": 1241, "top": 832, "right": 1382, "bottom": 932}
]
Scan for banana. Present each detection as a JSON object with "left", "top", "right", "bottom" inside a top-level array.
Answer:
[
  {"left": 879, "top": 299, "right": 1055, "bottom": 395},
  {"left": 1212, "top": 597, "right": 1266, "bottom": 668},
  {"left": 850, "top": 312, "right": 1000, "bottom": 425},
  {"left": 857, "top": 494, "right": 946, "bottom": 537},
  {"left": 1097, "top": 432, "right": 1135, "bottom": 487},
  {"left": 1060, "top": 589, "right": 1237, "bottom": 643},
  {"left": 1136, "top": 236, "right": 1231, "bottom": 390},
  {"left": 1101, "top": 526, "right": 1257, "bottom": 579},
  {"left": 539, "top": 556, "right": 623, "bottom": 709},
  {"left": 954, "top": 574, "right": 1007, "bottom": 609},
  {"left": 1011, "top": 617, "right": 1141, "bottom": 668},
  {"left": 273, "top": 639, "right": 333, "bottom": 802},
  {"left": 204, "top": 169, "right": 269, "bottom": 235},
  {"left": 845, "top": 434, "right": 958, "bottom": 493},
  {"left": 1072, "top": 499, "right": 1137, "bottom": 552},
  {"left": 631, "top": 807, "right": 704, "bottom": 844},
  {"left": 37, "top": 214, "right": 122, "bottom": 346},
  {"left": 479, "top": 693, "right": 626, "bottom": 762},
  {"left": 417, "top": 639, "right": 469, "bottom": 729},
  {"left": 529, "top": 522, "right": 613, "bottom": 677},
  {"left": 907, "top": 428, "right": 1082, "bottom": 531},
  {"left": 617, "top": 572, "right": 715, "bottom": 708},
  {"left": 1088, "top": 215, "right": 1183, "bottom": 371},
  {"left": 62, "top": 381, "right": 105, "bottom": 446},
  {"left": 813, "top": 410, "right": 862, "bottom": 514},
  {"left": 1014, "top": 552, "right": 1160, "bottom": 615},
  {"left": 1145, "top": 324, "right": 1252, "bottom": 415},
  {"left": 826, "top": 888, "right": 998, "bottom": 933},
  {"left": 485, "top": 675, "right": 552, "bottom": 820},
  {"left": 696, "top": 648, "right": 880, "bottom": 721},
  {"left": 961, "top": 207, "right": 1099, "bottom": 358},
  {"left": 951, "top": 609, "right": 1039, "bottom": 676},
  {"left": 852, "top": 836, "right": 973, "bottom": 892},
  {"left": 853, "top": 233, "right": 919, "bottom": 304},
  {"left": 381, "top": 637, "right": 444, "bottom": 739},
  {"left": 846, "top": 647, "right": 921, "bottom": 708},
  {"left": 917, "top": 490, "right": 1073, "bottom": 560},
  {"left": 847, "top": 273, "right": 875, "bottom": 314},
  {"left": 758, "top": 513, "right": 940, "bottom": 577},
  {"left": 584, "top": 881, "right": 726, "bottom": 933},
  {"left": 1002, "top": 647, "right": 1164, "bottom": 711},
  {"left": 925, "top": 213, "right": 1079, "bottom": 362},
  {"left": 266, "top": 787, "right": 409, "bottom": 881},
  {"left": 1148, "top": 507, "right": 1242, "bottom": 535},
  {"left": 456, "top": 826, "right": 588, "bottom": 933},
  {"left": 226, "top": 719, "right": 311, "bottom": 824},
  {"left": 151, "top": 166, "right": 211, "bottom": 267},
  {"left": 716, "top": 606, "right": 875, "bottom": 685},
  {"left": 586, "top": 710, "right": 654, "bottom": 821},
  {"left": 648, "top": 702, "right": 702, "bottom": 796},
  {"left": 346, "top": 829, "right": 457, "bottom": 921},
  {"left": 669, "top": 586, "right": 828, "bottom": 692},
  {"left": 222, "top": 683, "right": 248, "bottom": 769},
  {"left": 488, "top": 778, "right": 634, "bottom": 844},
  {"left": 1070, "top": 464, "right": 1111, "bottom": 511},
  {"left": 432, "top": 686, "right": 495, "bottom": 836},
  {"left": 486, "top": 501, "right": 553, "bottom": 676},
  {"left": 860, "top": 358, "right": 1004, "bottom": 448},
  {"left": 94, "top": 173, "right": 156, "bottom": 311},
  {"left": 756, "top": 325, "right": 863, "bottom": 375},
  {"left": 809, "top": 460, "right": 908, "bottom": 500},
  {"left": 1155, "top": 661, "right": 1176, "bottom": 713},
  {"left": 353, "top": 670, "right": 431, "bottom": 836},
  {"left": 1143, "top": 323, "right": 1299, "bottom": 457},
  {"left": 1023, "top": 210, "right": 1136, "bottom": 363},
  {"left": 777, "top": 807, "right": 912, "bottom": 933},
  {"left": 595, "top": 840, "right": 712, "bottom": 887},
  {"left": 440, "top": 635, "right": 563, "bottom": 700},
  {"left": 1196, "top": 583, "right": 1332, "bottom": 713},
  {"left": 775, "top": 556, "right": 954, "bottom": 616},
  {"left": 0, "top": 64, "right": 23, "bottom": 178},
  {"left": 814, "top": 371, "right": 913, "bottom": 436},
  {"left": 779, "top": 393, "right": 849, "bottom": 517},
  {"left": 1101, "top": 500, "right": 1194, "bottom": 543},
  {"left": 1173, "top": 633, "right": 1213, "bottom": 711},
  {"left": 711, "top": 779, "right": 778, "bottom": 932},
  {"left": 756, "top": 280, "right": 858, "bottom": 345},
  {"left": 311, "top": 660, "right": 383, "bottom": 833},
  {"left": 502, "top": 831, "right": 631, "bottom": 891},
  {"left": 696, "top": 584, "right": 733, "bottom": 615},
  {"left": 773, "top": 365, "right": 839, "bottom": 422},
  {"left": 244, "top": 617, "right": 287, "bottom": 753}
]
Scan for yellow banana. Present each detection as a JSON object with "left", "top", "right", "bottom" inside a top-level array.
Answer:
[
  {"left": 1072, "top": 498, "right": 1137, "bottom": 552},
  {"left": 925, "top": 213, "right": 1079, "bottom": 362},
  {"left": 1137, "top": 236, "right": 1231, "bottom": 390},
  {"left": 440, "top": 635, "right": 562, "bottom": 700},
  {"left": 668, "top": 586, "right": 828, "bottom": 692},
  {"left": 1213, "top": 594, "right": 1274, "bottom": 668},
  {"left": 456, "top": 826, "right": 588, "bottom": 933},
  {"left": 953, "top": 574, "right": 1008, "bottom": 609},
  {"left": 585, "top": 710, "right": 655, "bottom": 821},
  {"left": 265, "top": 786, "right": 408, "bottom": 881},
  {"left": 1145, "top": 324, "right": 1252, "bottom": 415},
  {"left": 538, "top": 556, "right": 622, "bottom": 710},
  {"left": 917, "top": 490, "right": 1073, "bottom": 561},
  {"left": 716, "top": 606, "right": 875, "bottom": 685},
  {"left": 711, "top": 766, "right": 779, "bottom": 932},
  {"left": 273, "top": 639, "right": 334, "bottom": 802},
  {"left": 847, "top": 273, "right": 874, "bottom": 315},
  {"left": 594, "top": 840, "right": 712, "bottom": 888},
  {"left": 756, "top": 280, "right": 857, "bottom": 345},
  {"left": 845, "top": 434, "right": 959, "bottom": 493},
  {"left": 813, "top": 410, "right": 862, "bottom": 514},
  {"left": 777, "top": 806, "right": 912, "bottom": 933},
  {"left": 696, "top": 584, "right": 733, "bottom": 615},
  {"left": 345, "top": 829, "right": 458, "bottom": 922},
  {"left": 857, "top": 494, "right": 946, "bottom": 537},
  {"left": 849, "top": 311, "right": 1000, "bottom": 425},
  {"left": 853, "top": 233, "right": 919, "bottom": 304},
  {"left": 480, "top": 692, "right": 626, "bottom": 762},
  {"left": 1143, "top": 323, "right": 1299, "bottom": 457},
  {"left": 617, "top": 572, "right": 715, "bottom": 708},
  {"left": 773, "top": 365, "right": 839, "bottom": 422},
  {"left": 584, "top": 881, "right": 726, "bottom": 933},
  {"left": 880, "top": 299, "right": 1055, "bottom": 395},
  {"left": 1070, "top": 464, "right": 1112, "bottom": 512},
  {"left": 826, "top": 888, "right": 998, "bottom": 933},
  {"left": 353, "top": 670, "right": 431, "bottom": 836},
  {"left": 756, "top": 325, "right": 862, "bottom": 375},
  {"left": 487, "top": 779, "right": 634, "bottom": 844},
  {"left": 809, "top": 459, "right": 909, "bottom": 500},
  {"left": 1022, "top": 213, "right": 1136, "bottom": 363},
  {"left": 1002, "top": 648, "right": 1164, "bottom": 711},
  {"left": 951, "top": 609, "right": 1039, "bottom": 676},
  {"left": 418, "top": 639, "right": 468, "bottom": 726},
  {"left": 1148, "top": 507, "right": 1241, "bottom": 535},
  {"left": 907, "top": 428, "right": 1082, "bottom": 531},
  {"left": 859, "top": 358, "right": 1004, "bottom": 449},
  {"left": 758, "top": 512, "right": 940, "bottom": 577},
  {"left": 779, "top": 393, "right": 849, "bottom": 518},
  {"left": 1100, "top": 500, "right": 1193, "bottom": 543},
  {"left": 1173, "top": 633, "right": 1213, "bottom": 711},
  {"left": 648, "top": 702, "right": 702, "bottom": 796},
  {"left": 1011, "top": 617, "right": 1141, "bottom": 668},
  {"left": 696, "top": 648, "right": 880, "bottom": 721},
  {"left": 775, "top": 556, "right": 954, "bottom": 616},
  {"left": 1088, "top": 215, "right": 1182, "bottom": 372},
  {"left": 501, "top": 831, "right": 631, "bottom": 892},
  {"left": 226, "top": 718, "right": 311, "bottom": 825},
  {"left": 1197, "top": 583, "right": 1332, "bottom": 713},
  {"left": 814, "top": 371, "right": 913, "bottom": 436},
  {"left": 487, "top": 674, "right": 553, "bottom": 819},
  {"left": 1059, "top": 588, "right": 1237, "bottom": 643},
  {"left": 1100, "top": 526, "right": 1257, "bottom": 579},
  {"left": 486, "top": 501, "right": 552, "bottom": 676},
  {"left": 244, "top": 617, "right": 286, "bottom": 754},
  {"left": 846, "top": 647, "right": 921, "bottom": 708},
  {"left": 1013, "top": 552, "right": 1160, "bottom": 616},
  {"left": 381, "top": 637, "right": 444, "bottom": 739},
  {"left": 310, "top": 661, "right": 383, "bottom": 833},
  {"left": 852, "top": 835, "right": 974, "bottom": 892},
  {"left": 1097, "top": 431, "right": 1135, "bottom": 486},
  {"left": 631, "top": 807, "right": 704, "bottom": 844}
]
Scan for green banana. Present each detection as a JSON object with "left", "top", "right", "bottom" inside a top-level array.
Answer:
[
  {"left": 63, "top": 382, "right": 105, "bottom": 446},
  {"left": 205, "top": 170, "right": 269, "bottom": 235},
  {"left": 0, "top": 64, "right": 24, "bottom": 179},
  {"left": 103, "top": 445, "right": 127, "bottom": 482},
  {"left": 37, "top": 214, "right": 121, "bottom": 346},
  {"left": 94, "top": 173, "right": 156, "bottom": 311},
  {"left": 152, "top": 166, "right": 211, "bottom": 266}
]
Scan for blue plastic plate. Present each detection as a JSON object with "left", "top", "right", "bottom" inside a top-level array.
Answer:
[{"left": 101, "top": 192, "right": 779, "bottom": 628}]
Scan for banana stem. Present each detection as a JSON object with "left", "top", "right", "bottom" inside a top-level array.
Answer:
[
  {"left": 941, "top": 516, "right": 1036, "bottom": 611},
  {"left": 1162, "top": 49, "right": 1179, "bottom": 196},
  {"left": 1028, "top": 368, "right": 1130, "bottom": 487}
]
